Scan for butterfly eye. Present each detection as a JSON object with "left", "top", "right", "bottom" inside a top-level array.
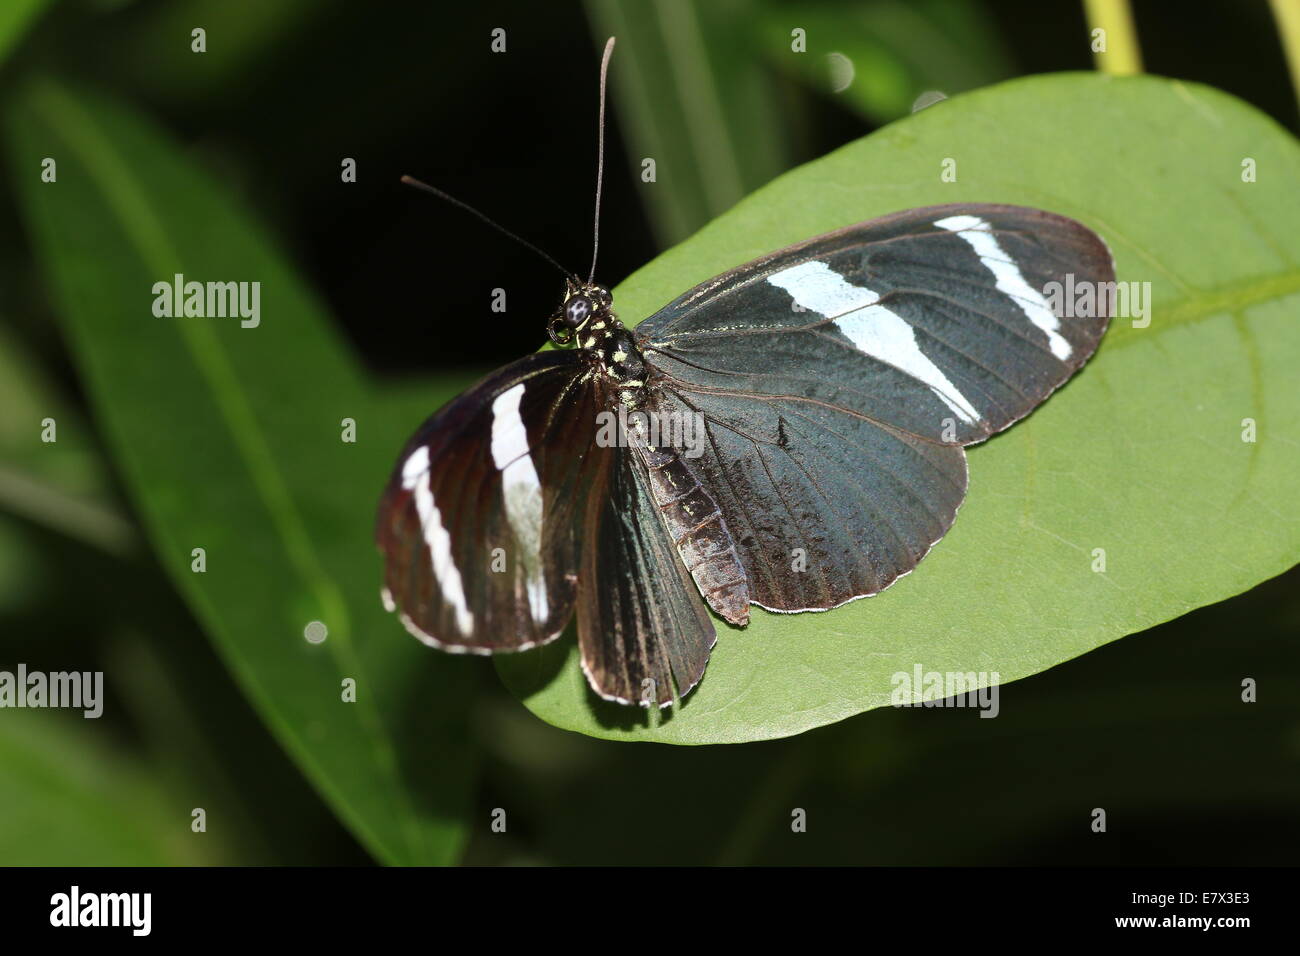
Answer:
[{"left": 563, "top": 295, "right": 593, "bottom": 328}]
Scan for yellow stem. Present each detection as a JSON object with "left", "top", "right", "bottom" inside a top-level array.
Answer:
[
  {"left": 1084, "top": 0, "right": 1143, "bottom": 75},
  {"left": 1269, "top": 0, "right": 1300, "bottom": 113}
]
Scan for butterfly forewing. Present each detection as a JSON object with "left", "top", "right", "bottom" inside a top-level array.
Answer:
[
  {"left": 376, "top": 351, "right": 607, "bottom": 653},
  {"left": 638, "top": 204, "right": 1113, "bottom": 446}
]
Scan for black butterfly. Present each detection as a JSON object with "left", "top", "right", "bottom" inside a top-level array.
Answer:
[{"left": 376, "top": 40, "right": 1113, "bottom": 707}]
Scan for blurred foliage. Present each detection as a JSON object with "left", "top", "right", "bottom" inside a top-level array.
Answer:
[
  {"left": 0, "top": 324, "right": 133, "bottom": 554},
  {"left": 0, "top": 0, "right": 50, "bottom": 68},
  {"left": 758, "top": 0, "right": 1013, "bottom": 122},
  {"left": 0, "top": 0, "right": 1296, "bottom": 865},
  {"left": 7, "top": 79, "right": 475, "bottom": 864},
  {"left": 584, "top": 0, "right": 789, "bottom": 244},
  {"left": 0, "top": 709, "right": 208, "bottom": 866}
]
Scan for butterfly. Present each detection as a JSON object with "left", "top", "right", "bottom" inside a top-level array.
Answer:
[{"left": 376, "top": 39, "right": 1114, "bottom": 707}]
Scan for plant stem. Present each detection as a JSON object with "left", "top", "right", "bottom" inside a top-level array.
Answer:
[
  {"left": 0, "top": 463, "right": 135, "bottom": 556},
  {"left": 1084, "top": 0, "right": 1143, "bottom": 75},
  {"left": 1270, "top": 0, "right": 1300, "bottom": 114}
]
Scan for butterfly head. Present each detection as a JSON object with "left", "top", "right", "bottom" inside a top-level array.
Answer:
[{"left": 548, "top": 281, "right": 614, "bottom": 347}]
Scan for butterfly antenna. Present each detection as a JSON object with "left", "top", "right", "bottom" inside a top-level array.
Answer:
[
  {"left": 399, "top": 175, "right": 578, "bottom": 281},
  {"left": 588, "top": 36, "right": 615, "bottom": 285}
]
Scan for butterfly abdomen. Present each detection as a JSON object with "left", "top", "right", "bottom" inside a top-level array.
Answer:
[{"left": 637, "top": 443, "right": 749, "bottom": 627}]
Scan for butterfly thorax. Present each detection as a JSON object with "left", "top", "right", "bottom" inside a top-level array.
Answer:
[{"left": 548, "top": 282, "right": 648, "bottom": 408}]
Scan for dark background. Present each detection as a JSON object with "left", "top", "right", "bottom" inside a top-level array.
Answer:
[{"left": 0, "top": 0, "right": 1296, "bottom": 865}]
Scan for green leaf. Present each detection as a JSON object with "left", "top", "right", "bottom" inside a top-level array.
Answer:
[
  {"left": 0, "top": 0, "right": 51, "bottom": 68},
  {"left": 498, "top": 73, "right": 1300, "bottom": 743},
  {"left": 5, "top": 79, "right": 475, "bottom": 861},
  {"left": 110, "top": 0, "right": 325, "bottom": 105},
  {"left": 584, "top": 0, "right": 789, "bottom": 245},
  {"left": 0, "top": 324, "right": 134, "bottom": 555},
  {"left": 0, "top": 711, "right": 209, "bottom": 865}
]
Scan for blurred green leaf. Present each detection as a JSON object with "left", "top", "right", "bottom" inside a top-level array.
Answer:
[
  {"left": 0, "top": 325, "right": 134, "bottom": 555},
  {"left": 0, "top": 513, "right": 47, "bottom": 613},
  {"left": 499, "top": 73, "right": 1300, "bottom": 743},
  {"left": 0, "top": 0, "right": 51, "bottom": 68},
  {"left": 0, "top": 711, "right": 208, "bottom": 865},
  {"left": 759, "top": 0, "right": 1013, "bottom": 122},
  {"left": 105, "top": 633, "right": 276, "bottom": 864},
  {"left": 585, "top": 0, "right": 788, "bottom": 245},
  {"left": 113, "top": 0, "right": 325, "bottom": 103},
  {"left": 5, "top": 78, "right": 475, "bottom": 863}
]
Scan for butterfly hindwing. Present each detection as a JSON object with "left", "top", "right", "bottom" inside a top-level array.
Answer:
[
  {"left": 376, "top": 351, "right": 606, "bottom": 652},
  {"left": 651, "top": 382, "right": 968, "bottom": 612},
  {"left": 577, "top": 438, "right": 717, "bottom": 707}
]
